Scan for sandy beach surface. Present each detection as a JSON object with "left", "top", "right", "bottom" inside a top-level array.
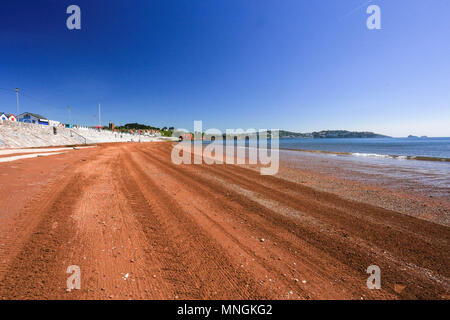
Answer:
[{"left": 0, "top": 142, "right": 448, "bottom": 299}]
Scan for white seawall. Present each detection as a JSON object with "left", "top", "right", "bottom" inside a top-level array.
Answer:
[{"left": 0, "top": 121, "right": 160, "bottom": 149}]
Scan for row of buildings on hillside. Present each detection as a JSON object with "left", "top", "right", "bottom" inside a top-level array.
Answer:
[{"left": 0, "top": 112, "right": 63, "bottom": 127}]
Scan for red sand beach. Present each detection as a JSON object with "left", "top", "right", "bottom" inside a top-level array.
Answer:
[{"left": 0, "top": 142, "right": 448, "bottom": 299}]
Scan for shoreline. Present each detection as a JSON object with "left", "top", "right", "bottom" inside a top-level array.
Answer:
[
  {"left": 248, "top": 160, "right": 450, "bottom": 227},
  {"left": 280, "top": 147, "right": 450, "bottom": 162}
]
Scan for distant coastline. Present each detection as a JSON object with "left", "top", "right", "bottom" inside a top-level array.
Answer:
[
  {"left": 200, "top": 130, "right": 390, "bottom": 140},
  {"left": 278, "top": 130, "right": 390, "bottom": 139}
]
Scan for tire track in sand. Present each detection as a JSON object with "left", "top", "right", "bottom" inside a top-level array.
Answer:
[
  {"left": 114, "top": 147, "right": 269, "bottom": 299},
  {"left": 0, "top": 173, "right": 91, "bottom": 299},
  {"left": 137, "top": 144, "right": 393, "bottom": 299},
  {"left": 136, "top": 143, "right": 449, "bottom": 299}
]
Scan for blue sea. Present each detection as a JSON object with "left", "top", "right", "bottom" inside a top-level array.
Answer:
[{"left": 278, "top": 137, "right": 450, "bottom": 160}]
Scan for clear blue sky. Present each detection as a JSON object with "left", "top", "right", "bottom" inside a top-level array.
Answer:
[{"left": 1, "top": 0, "right": 449, "bottom": 137}]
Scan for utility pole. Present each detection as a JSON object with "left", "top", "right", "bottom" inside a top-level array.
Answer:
[
  {"left": 67, "top": 106, "right": 71, "bottom": 126},
  {"left": 15, "top": 88, "right": 19, "bottom": 116},
  {"left": 98, "top": 103, "right": 101, "bottom": 128}
]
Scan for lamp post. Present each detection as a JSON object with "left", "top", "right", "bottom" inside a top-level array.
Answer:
[
  {"left": 15, "top": 88, "right": 19, "bottom": 116},
  {"left": 98, "top": 103, "right": 101, "bottom": 128},
  {"left": 67, "top": 106, "right": 71, "bottom": 126}
]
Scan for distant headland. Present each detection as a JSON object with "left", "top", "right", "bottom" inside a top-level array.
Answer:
[{"left": 278, "top": 130, "right": 390, "bottom": 139}]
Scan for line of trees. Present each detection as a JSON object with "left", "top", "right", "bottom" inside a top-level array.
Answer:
[{"left": 114, "top": 123, "right": 175, "bottom": 136}]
